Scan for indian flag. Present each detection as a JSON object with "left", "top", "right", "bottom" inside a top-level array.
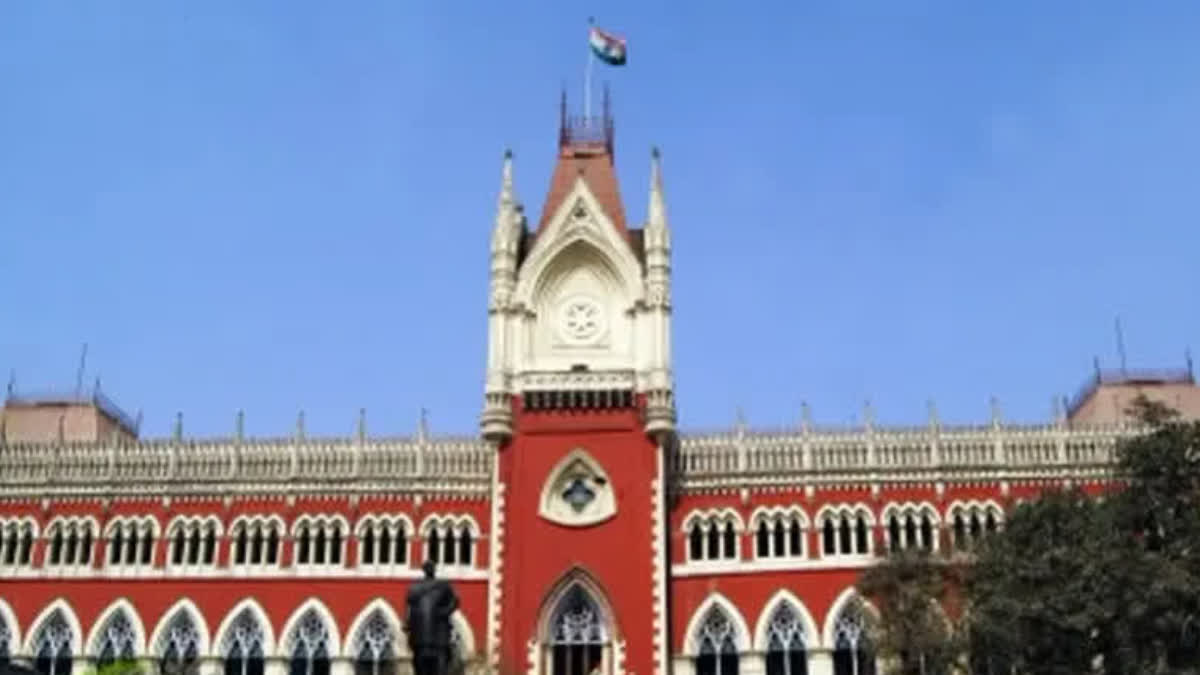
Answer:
[{"left": 589, "top": 25, "right": 627, "bottom": 66}]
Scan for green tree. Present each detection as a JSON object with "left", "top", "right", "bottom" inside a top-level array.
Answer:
[
  {"left": 964, "top": 396, "right": 1200, "bottom": 674},
  {"left": 857, "top": 548, "right": 961, "bottom": 675}
]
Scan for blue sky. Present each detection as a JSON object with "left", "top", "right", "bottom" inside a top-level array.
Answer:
[{"left": 1, "top": 2, "right": 1197, "bottom": 436}]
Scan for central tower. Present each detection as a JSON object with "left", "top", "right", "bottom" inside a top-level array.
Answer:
[{"left": 482, "top": 93, "right": 676, "bottom": 675}]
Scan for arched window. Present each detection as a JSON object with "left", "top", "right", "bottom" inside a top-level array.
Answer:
[
  {"left": 94, "top": 609, "right": 137, "bottom": 667},
  {"left": 695, "top": 607, "right": 739, "bottom": 675},
  {"left": 0, "top": 612, "right": 12, "bottom": 667},
  {"left": 222, "top": 609, "right": 265, "bottom": 675},
  {"left": 352, "top": 610, "right": 396, "bottom": 675},
  {"left": 691, "top": 523, "right": 705, "bottom": 559},
  {"left": 687, "top": 514, "right": 742, "bottom": 563},
  {"left": 33, "top": 609, "right": 74, "bottom": 675},
  {"left": 765, "top": 603, "right": 807, "bottom": 675},
  {"left": 287, "top": 610, "right": 331, "bottom": 675},
  {"left": 427, "top": 530, "right": 441, "bottom": 564},
  {"left": 157, "top": 610, "right": 201, "bottom": 675},
  {"left": 549, "top": 587, "right": 606, "bottom": 675},
  {"left": 832, "top": 602, "right": 875, "bottom": 675}
]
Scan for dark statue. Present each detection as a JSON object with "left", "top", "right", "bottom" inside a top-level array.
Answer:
[{"left": 406, "top": 559, "right": 461, "bottom": 675}]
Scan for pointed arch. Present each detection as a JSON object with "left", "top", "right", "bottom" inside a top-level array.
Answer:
[
  {"left": 683, "top": 593, "right": 751, "bottom": 655},
  {"left": 0, "top": 596, "right": 21, "bottom": 658},
  {"left": 86, "top": 598, "right": 146, "bottom": 659},
  {"left": 213, "top": 599, "right": 275, "bottom": 658},
  {"left": 516, "top": 178, "right": 644, "bottom": 310},
  {"left": 344, "top": 599, "right": 404, "bottom": 659},
  {"left": 24, "top": 599, "right": 83, "bottom": 656},
  {"left": 449, "top": 611, "right": 475, "bottom": 658},
  {"left": 149, "top": 598, "right": 211, "bottom": 659},
  {"left": 821, "top": 588, "right": 879, "bottom": 650},
  {"left": 535, "top": 567, "right": 620, "bottom": 645},
  {"left": 753, "top": 590, "right": 820, "bottom": 652},
  {"left": 538, "top": 447, "right": 617, "bottom": 527},
  {"left": 279, "top": 598, "right": 341, "bottom": 658}
]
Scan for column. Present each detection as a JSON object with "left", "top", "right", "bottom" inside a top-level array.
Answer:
[
  {"left": 740, "top": 652, "right": 766, "bottom": 675},
  {"left": 807, "top": 651, "right": 834, "bottom": 675}
]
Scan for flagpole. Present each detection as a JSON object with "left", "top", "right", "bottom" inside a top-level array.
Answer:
[{"left": 585, "top": 17, "right": 595, "bottom": 125}]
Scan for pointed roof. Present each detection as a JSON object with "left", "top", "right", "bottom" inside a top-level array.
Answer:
[{"left": 535, "top": 90, "right": 630, "bottom": 238}]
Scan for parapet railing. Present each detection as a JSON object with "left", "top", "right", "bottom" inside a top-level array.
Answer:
[
  {"left": 671, "top": 422, "right": 1137, "bottom": 489},
  {"left": 0, "top": 435, "right": 493, "bottom": 496}
]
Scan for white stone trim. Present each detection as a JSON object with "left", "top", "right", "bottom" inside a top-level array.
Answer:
[
  {"left": 820, "top": 587, "right": 879, "bottom": 649},
  {"left": 278, "top": 597, "right": 341, "bottom": 658},
  {"left": 165, "top": 514, "right": 224, "bottom": 537},
  {"left": 353, "top": 513, "right": 415, "bottom": 537},
  {"left": 485, "top": 466, "right": 505, "bottom": 668},
  {"left": 213, "top": 598, "right": 276, "bottom": 657},
  {"left": 103, "top": 515, "right": 161, "bottom": 537},
  {"left": 651, "top": 445, "right": 667, "bottom": 675},
  {"left": 752, "top": 589, "right": 820, "bottom": 651},
  {"left": 538, "top": 448, "right": 617, "bottom": 528},
  {"left": 343, "top": 598, "right": 405, "bottom": 658},
  {"left": 681, "top": 592, "right": 751, "bottom": 655},
  {"left": 814, "top": 503, "right": 875, "bottom": 527},
  {"left": 289, "top": 513, "right": 351, "bottom": 536},
  {"left": 680, "top": 507, "right": 744, "bottom": 533},
  {"left": 147, "top": 597, "right": 211, "bottom": 658},
  {"left": 671, "top": 556, "right": 879, "bottom": 577},
  {"left": 748, "top": 505, "right": 810, "bottom": 529},
  {"left": 0, "top": 596, "right": 21, "bottom": 656},
  {"left": 450, "top": 610, "right": 475, "bottom": 657},
  {"left": 85, "top": 597, "right": 148, "bottom": 657},
  {"left": 0, "top": 514, "right": 40, "bottom": 537},
  {"left": 23, "top": 598, "right": 84, "bottom": 656}
]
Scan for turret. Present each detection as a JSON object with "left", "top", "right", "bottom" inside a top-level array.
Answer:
[
  {"left": 642, "top": 148, "right": 676, "bottom": 437},
  {"left": 482, "top": 150, "right": 523, "bottom": 443}
]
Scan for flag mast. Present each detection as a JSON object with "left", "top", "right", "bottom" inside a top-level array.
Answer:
[{"left": 585, "top": 17, "right": 596, "bottom": 125}]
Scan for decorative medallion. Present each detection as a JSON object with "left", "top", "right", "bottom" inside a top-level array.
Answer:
[{"left": 558, "top": 296, "right": 604, "bottom": 343}]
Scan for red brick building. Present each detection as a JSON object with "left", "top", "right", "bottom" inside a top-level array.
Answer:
[{"left": 2, "top": 101, "right": 1197, "bottom": 675}]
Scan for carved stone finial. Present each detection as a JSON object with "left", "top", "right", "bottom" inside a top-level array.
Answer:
[
  {"left": 296, "top": 410, "right": 306, "bottom": 441},
  {"left": 927, "top": 399, "right": 939, "bottom": 428},
  {"left": 990, "top": 397, "right": 1002, "bottom": 426},
  {"left": 1052, "top": 396, "right": 1063, "bottom": 423},
  {"left": 357, "top": 408, "right": 367, "bottom": 442},
  {"left": 800, "top": 401, "right": 812, "bottom": 432},
  {"left": 735, "top": 407, "right": 747, "bottom": 436},
  {"left": 648, "top": 147, "right": 668, "bottom": 232},
  {"left": 173, "top": 412, "right": 183, "bottom": 441},
  {"left": 418, "top": 407, "right": 429, "bottom": 442},
  {"left": 57, "top": 414, "right": 65, "bottom": 443},
  {"left": 863, "top": 400, "right": 875, "bottom": 429},
  {"left": 235, "top": 410, "right": 245, "bottom": 442}
]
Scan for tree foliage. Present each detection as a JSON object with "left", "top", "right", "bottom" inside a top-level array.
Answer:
[
  {"left": 859, "top": 397, "right": 1200, "bottom": 674},
  {"left": 857, "top": 548, "right": 960, "bottom": 674}
]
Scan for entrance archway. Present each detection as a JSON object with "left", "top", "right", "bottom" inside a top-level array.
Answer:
[{"left": 536, "top": 570, "right": 619, "bottom": 675}]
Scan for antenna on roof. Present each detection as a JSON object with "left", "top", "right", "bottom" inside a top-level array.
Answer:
[
  {"left": 75, "top": 343, "right": 88, "bottom": 399},
  {"left": 6, "top": 370, "right": 14, "bottom": 399},
  {"left": 1187, "top": 347, "right": 1194, "bottom": 380},
  {"left": 1115, "top": 316, "right": 1128, "bottom": 376}
]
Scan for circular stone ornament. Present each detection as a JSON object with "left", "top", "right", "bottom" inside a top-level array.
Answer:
[{"left": 559, "top": 296, "right": 604, "bottom": 343}]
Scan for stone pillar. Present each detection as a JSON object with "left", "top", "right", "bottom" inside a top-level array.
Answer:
[
  {"left": 740, "top": 652, "right": 766, "bottom": 675},
  {"left": 671, "top": 656, "right": 694, "bottom": 675},
  {"left": 807, "top": 650, "right": 834, "bottom": 675},
  {"left": 332, "top": 657, "right": 354, "bottom": 675},
  {"left": 199, "top": 657, "right": 224, "bottom": 675},
  {"left": 266, "top": 656, "right": 288, "bottom": 675}
]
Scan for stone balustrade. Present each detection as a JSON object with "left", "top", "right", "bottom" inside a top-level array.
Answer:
[{"left": 0, "top": 422, "right": 1140, "bottom": 497}]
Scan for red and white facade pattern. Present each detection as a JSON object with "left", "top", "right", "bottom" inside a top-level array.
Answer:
[{"left": 0, "top": 111, "right": 1132, "bottom": 675}]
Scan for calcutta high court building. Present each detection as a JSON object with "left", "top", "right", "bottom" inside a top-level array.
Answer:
[{"left": 2, "top": 98, "right": 1199, "bottom": 675}]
